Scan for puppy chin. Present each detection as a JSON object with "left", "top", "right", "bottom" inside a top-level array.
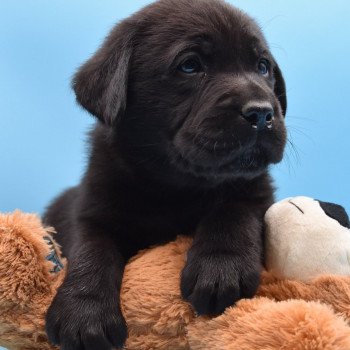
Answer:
[
  {"left": 169, "top": 126, "right": 286, "bottom": 183},
  {"left": 169, "top": 145, "right": 271, "bottom": 183}
]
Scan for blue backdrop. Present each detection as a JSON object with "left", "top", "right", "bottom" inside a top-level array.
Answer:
[
  {"left": 1, "top": 1, "right": 349, "bottom": 215},
  {"left": 0, "top": 1, "right": 349, "bottom": 349}
]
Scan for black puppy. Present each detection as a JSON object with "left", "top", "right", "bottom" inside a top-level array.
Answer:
[{"left": 44, "top": 0, "right": 287, "bottom": 348}]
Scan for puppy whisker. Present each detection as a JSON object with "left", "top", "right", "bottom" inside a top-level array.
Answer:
[
  {"left": 287, "top": 114, "right": 317, "bottom": 123},
  {"left": 285, "top": 137, "right": 301, "bottom": 169},
  {"left": 261, "top": 15, "right": 286, "bottom": 30},
  {"left": 287, "top": 125, "right": 314, "bottom": 144}
]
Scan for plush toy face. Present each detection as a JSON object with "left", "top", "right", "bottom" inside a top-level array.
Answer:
[{"left": 265, "top": 196, "right": 350, "bottom": 282}]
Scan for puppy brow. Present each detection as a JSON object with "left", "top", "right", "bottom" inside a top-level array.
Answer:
[
  {"left": 176, "top": 43, "right": 206, "bottom": 55},
  {"left": 252, "top": 45, "right": 267, "bottom": 57},
  {"left": 259, "top": 49, "right": 271, "bottom": 58},
  {"left": 170, "top": 35, "right": 213, "bottom": 58},
  {"left": 165, "top": 43, "right": 205, "bottom": 70}
]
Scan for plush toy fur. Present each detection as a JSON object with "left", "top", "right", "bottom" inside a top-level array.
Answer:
[
  {"left": 266, "top": 196, "right": 350, "bottom": 282},
  {"left": 1, "top": 211, "right": 350, "bottom": 350}
]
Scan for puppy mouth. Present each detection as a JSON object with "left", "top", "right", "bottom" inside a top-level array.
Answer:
[
  {"left": 171, "top": 138, "right": 269, "bottom": 180},
  {"left": 169, "top": 119, "right": 286, "bottom": 180},
  {"left": 192, "top": 136, "right": 239, "bottom": 156}
]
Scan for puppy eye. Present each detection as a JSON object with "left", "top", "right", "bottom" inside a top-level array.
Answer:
[
  {"left": 178, "top": 57, "right": 202, "bottom": 74},
  {"left": 258, "top": 59, "right": 269, "bottom": 76}
]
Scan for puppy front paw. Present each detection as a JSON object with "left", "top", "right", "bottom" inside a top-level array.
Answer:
[
  {"left": 46, "top": 287, "right": 127, "bottom": 350},
  {"left": 180, "top": 249, "right": 261, "bottom": 315}
]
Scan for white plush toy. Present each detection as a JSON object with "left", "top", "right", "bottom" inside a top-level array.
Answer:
[{"left": 265, "top": 196, "right": 350, "bottom": 282}]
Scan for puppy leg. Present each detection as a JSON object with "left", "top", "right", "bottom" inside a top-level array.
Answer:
[
  {"left": 181, "top": 202, "right": 265, "bottom": 315},
  {"left": 45, "top": 228, "right": 127, "bottom": 350}
]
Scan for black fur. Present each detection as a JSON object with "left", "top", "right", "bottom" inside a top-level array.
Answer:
[{"left": 44, "top": 0, "right": 287, "bottom": 348}]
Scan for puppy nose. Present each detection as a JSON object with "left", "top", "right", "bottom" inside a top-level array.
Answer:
[{"left": 242, "top": 102, "right": 274, "bottom": 130}]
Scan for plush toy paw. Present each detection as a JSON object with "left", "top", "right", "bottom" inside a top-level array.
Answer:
[
  {"left": 46, "top": 286, "right": 127, "bottom": 350},
  {"left": 180, "top": 249, "right": 260, "bottom": 315}
]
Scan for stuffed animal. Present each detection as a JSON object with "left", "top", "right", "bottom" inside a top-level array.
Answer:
[
  {"left": 1, "top": 197, "right": 350, "bottom": 350},
  {"left": 265, "top": 196, "right": 350, "bottom": 281}
]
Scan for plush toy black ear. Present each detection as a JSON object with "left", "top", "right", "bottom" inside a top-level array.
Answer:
[
  {"left": 273, "top": 62, "right": 287, "bottom": 117},
  {"left": 318, "top": 200, "right": 350, "bottom": 228},
  {"left": 72, "top": 20, "right": 135, "bottom": 126}
]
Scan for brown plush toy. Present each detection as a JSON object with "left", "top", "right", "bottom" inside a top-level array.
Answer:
[{"left": 1, "top": 198, "right": 350, "bottom": 350}]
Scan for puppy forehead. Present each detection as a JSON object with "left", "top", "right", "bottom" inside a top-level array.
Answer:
[{"left": 134, "top": 1, "right": 267, "bottom": 62}]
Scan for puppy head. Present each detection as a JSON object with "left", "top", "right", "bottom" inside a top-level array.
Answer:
[{"left": 73, "top": 0, "right": 287, "bottom": 183}]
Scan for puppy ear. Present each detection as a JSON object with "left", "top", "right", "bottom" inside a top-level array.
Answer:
[
  {"left": 273, "top": 63, "right": 287, "bottom": 117},
  {"left": 72, "top": 21, "right": 135, "bottom": 126}
]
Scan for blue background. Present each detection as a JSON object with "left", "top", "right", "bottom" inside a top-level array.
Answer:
[
  {"left": 1, "top": 0, "right": 349, "bottom": 216},
  {"left": 0, "top": 1, "right": 349, "bottom": 349}
]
